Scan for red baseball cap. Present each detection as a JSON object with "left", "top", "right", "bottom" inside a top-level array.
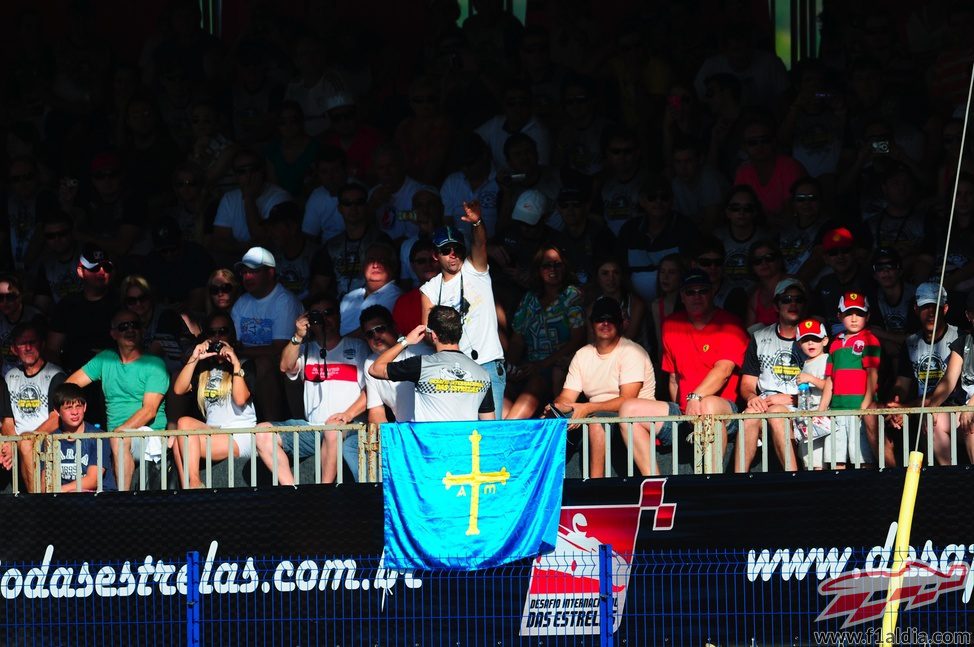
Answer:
[
  {"left": 822, "top": 227, "right": 854, "bottom": 251},
  {"left": 838, "top": 291, "right": 869, "bottom": 313},
  {"left": 796, "top": 318, "right": 827, "bottom": 340}
]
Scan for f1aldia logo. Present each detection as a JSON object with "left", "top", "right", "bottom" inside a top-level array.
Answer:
[{"left": 817, "top": 560, "right": 968, "bottom": 628}]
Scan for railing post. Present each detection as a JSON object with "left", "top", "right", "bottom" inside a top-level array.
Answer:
[
  {"left": 186, "top": 550, "right": 201, "bottom": 647},
  {"left": 598, "top": 543, "right": 615, "bottom": 647}
]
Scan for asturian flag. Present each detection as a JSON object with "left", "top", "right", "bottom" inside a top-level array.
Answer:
[{"left": 381, "top": 418, "right": 567, "bottom": 571}]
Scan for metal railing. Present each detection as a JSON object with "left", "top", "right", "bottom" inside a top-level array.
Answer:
[{"left": 2, "top": 405, "right": 972, "bottom": 493}]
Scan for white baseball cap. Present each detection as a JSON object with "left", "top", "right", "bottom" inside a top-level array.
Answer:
[
  {"left": 512, "top": 189, "right": 548, "bottom": 226},
  {"left": 236, "top": 246, "right": 276, "bottom": 271}
]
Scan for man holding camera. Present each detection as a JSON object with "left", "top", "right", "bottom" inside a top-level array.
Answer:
[
  {"left": 231, "top": 246, "right": 303, "bottom": 421},
  {"left": 255, "top": 293, "right": 368, "bottom": 484}
]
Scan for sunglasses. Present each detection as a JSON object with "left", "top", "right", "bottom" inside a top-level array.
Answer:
[
  {"left": 751, "top": 253, "right": 780, "bottom": 265},
  {"left": 776, "top": 295, "right": 806, "bottom": 305},
  {"left": 727, "top": 203, "right": 756, "bottom": 213},
  {"left": 209, "top": 284, "right": 234, "bottom": 295},
  {"left": 0, "top": 293, "right": 20, "bottom": 303},
  {"left": 209, "top": 326, "right": 231, "bottom": 336},
  {"left": 541, "top": 261, "right": 564, "bottom": 270},
  {"left": 793, "top": 193, "right": 818, "bottom": 202},
  {"left": 233, "top": 163, "right": 261, "bottom": 175},
  {"left": 872, "top": 263, "right": 900, "bottom": 272},
  {"left": 696, "top": 257, "right": 723, "bottom": 267},
  {"left": 124, "top": 294, "right": 149, "bottom": 306},
  {"left": 745, "top": 136, "right": 772, "bottom": 146},
  {"left": 682, "top": 287, "right": 711, "bottom": 297},
  {"left": 45, "top": 229, "right": 71, "bottom": 240},
  {"left": 826, "top": 248, "right": 852, "bottom": 257},
  {"left": 437, "top": 244, "right": 464, "bottom": 257},
  {"left": 115, "top": 320, "right": 143, "bottom": 332},
  {"left": 84, "top": 261, "right": 114, "bottom": 274},
  {"left": 365, "top": 324, "right": 389, "bottom": 340},
  {"left": 340, "top": 198, "right": 367, "bottom": 207}
]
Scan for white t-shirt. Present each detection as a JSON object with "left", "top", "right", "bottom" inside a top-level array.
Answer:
[
  {"left": 339, "top": 281, "right": 403, "bottom": 336},
  {"left": 214, "top": 184, "right": 292, "bottom": 243},
  {"left": 440, "top": 170, "right": 500, "bottom": 238},
  {"left": 231, "top": 283, "right": 304, "bottom": 347},
  {"left": 302, "top": 186, "right": 346, "bottom": 243},
  {"left": 287, "top": 337, "right": 368, "bottom": 424},
  {"left": 693, "top": 50, "right": 790, "bottom": 110},
  {"left": 420, "top": 261, "right": 503, "bottom": 364},
  {"left": 475, "top": 115, "right": 551, "bottom": 170},
  {"left": 371, "top": 176, "right": 423, "bottom": 241},
  {"left": 284, "top": 76, "right": 339, "bottom": 137},
  {"left": 563, "top": 338, "right": 656, "bottom": 403},
  {"left": 5, "top": 363, "right": 66, "bottom": 434},
  {"left": 364, "top": 344, "right": 431, "bottom": 422},
  {"left": 199, "top": 367, "right": 258, "bottom": 429}
]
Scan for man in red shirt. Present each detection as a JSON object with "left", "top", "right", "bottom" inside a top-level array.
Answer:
[{"left": 621, "top": 269, "right": 749, "bottom": 473}]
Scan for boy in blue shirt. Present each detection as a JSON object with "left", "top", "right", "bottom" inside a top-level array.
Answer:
[{"left": 45, "top": 383, "right": 116, "bottom": 492}]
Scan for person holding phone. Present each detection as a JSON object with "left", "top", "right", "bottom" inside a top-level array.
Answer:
[{"left": 170, "top": 311, "right": 256, "bottom": 488}]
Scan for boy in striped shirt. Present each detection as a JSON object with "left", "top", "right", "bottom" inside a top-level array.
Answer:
[{"left": 819, "top": 292, "right": 881, "bottom": 466}]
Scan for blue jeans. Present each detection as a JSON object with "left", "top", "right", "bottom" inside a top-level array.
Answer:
[
  {"left": 480, "top": 359, "right": 506, "bottom": 419},
  {"left": 274, "top": 419, "right": 359, "bottom": 482},
  {"left": 656, "top": 400, "right": 739, "bottom": 444}
]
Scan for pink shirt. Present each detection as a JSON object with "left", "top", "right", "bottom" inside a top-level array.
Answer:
[{"left": 733, "top": 155, "right": 807, "bottom": 217}]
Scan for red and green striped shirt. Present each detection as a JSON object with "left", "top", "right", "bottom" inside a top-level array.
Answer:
[{"left": 825, "top": 329, "right": 881, "bottom": 409}]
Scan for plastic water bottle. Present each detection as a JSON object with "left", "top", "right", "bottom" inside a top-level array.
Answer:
[{"left": 796, "top": 383, "right": 811, "bottom": 440}]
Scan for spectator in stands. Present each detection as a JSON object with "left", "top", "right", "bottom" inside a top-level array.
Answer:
[
  {"left": 693, "top": 22, "right": 789, "bottom": 110},
  {"left": 420, "top": 203, "right": 506, "bottom": 417},
  {"left": 0, "top": 275, "right": 44, "bottom": 375},
  {"left": 777, "top": 59, "right": 844, "bottom": 181},
  {"left": 702, "top": 73, "right": 746, "bottom": 179},
  {"left": 46, "top": 382, "right": 116, "bottom": 492},
  {"left": 369, "top": 144, "right": 424, "bottom": 241},
  {"left": 554, "top": 75, "right": 607, "bottom": 178},
  {"left": 229, "top": 40, "right": 285, "bottom": 148},
  {"left": 868, "top": 248, "right": 917, "bottom": 383},
  {"left": 142, "top": 216, "right": 213, "bottom": 312},
  {"left": 1, "top": 323, "right": 65, "bottom": 492},
  {"left": 440, "top": 133, "right": 500, "bottom": 239},
  {"left": 255, "top": 293, "right": 368, "bottom": 484},
  {"left": 56, "top": 309, "right": 170, "bottom": 491},
  {"left": 669, "top": 138, "right": 728, "bottom": 231},
  {"left": 714, "top": 185, "right": 765, "bottom": 295},
  {"left": 935, "top": 172, "right": 974, "bottom": 300},
  {"left": 339, "top": 243, "right": 402, "bottom": 336},
  {"left": 324, "top": 183, "right": 393, "bottom": 299},
  {"left": 600, "top": 126, "right": 647, "bottom": 237},
  {"left": 321, "top": 94, "right": 383, "bottom": 182},
  {"left": 120, "top": 94, "right": 182, "bottom": 212},
  {"left": 362, "top": 305, "right": 430, "bottom": 423},
  {"left": 553, "top": 296, "right": 656, "bottom": 478},
  {"left": 588, "top": 256, "right": 646, "bottom": 344},
  {"left": 267, "top": 201, "right": 318, "bottom": 298},
  {"left": 733, "top": 116, "right": 807, "bottom": 223},
  {"left": 302, "top": 146, "right": 348, "bottom": 245},
  {"left": 206, "top": 268, "right": 241, "bottom": 317},
  {"left": 395, "top": 76, "right": 453, "bottom": 185},
  {"left": 492, "top": 189, "right": 565, "bottom": 293},
  {"left": 283, "top": 34, "right": 338, "bottom": 138},
  {"left": 393, "top": 239, "right": 440, "bottom": 334},
  {"left": 864, "top": 163, "right": 932, "bottom": 280},
  {"left": 75, "top": 152, "right": 145, "bottom": 259},
  {"left": 745, "top": 240, "right": 789, "bottom": 331},
  {"left": 120, "top": 275, "right": 191, "bottom": 373},
  {"left": 660, "top": 270, "right": 750, "bottom": 471},
  {"left": 647, "top": 254, "right": 687, "bottom": 365},
  {"left": 231, "top": 247, "right": 303, "bottom": 421},
  {"left": 398, "top": 187, "right": 444, "bottom": 288},
  {"left": 266, "top": 101, "right": 319, "bottom": 198},
  {"left": 369, "top": 306, "right": 494, "bottom": 422},
  {"left": 885, "top": 283, "right": 958, "bottom": 465},
  {"left": 33, "top": 212, "right": 83, "bottom": 312},
  {"left": 2, "top": 156, "right": 57, "bottom": 272},
  {"left": 554, "top": 185, "right": 613, "bottom": 288},
  {"left": 812, "top": 228, "right": 873, "bottom": 336},
  {"left": 162, "top": 163, "right": 216, "bottom": 245},
  {"left": 793, "top": 318, "right": 832, "bottom": 470},
  {"left": 187, "top": 100, "right": 237, "bottom": 192},
  {"left": 171, "top": 311, "right": 256, "bottom": 488},
  {"left": 212, "top": 149, "right": 291, "bottom": 255},
  {"left": 507, "top": 244, "right": 586, "bottom": 419},
  {"left": 690, "top": 235, "right": 747, "bottom": 321},
  {"left": 495, "top": 133, "right": 561, "bottom": 231},
  {"left": 818, "top": 292, "right": 883, "bottom": 467},
  {"left": 47, "top": 244, "right": 118, "bottom": 375},
  {"left": 739, "top": 279, "right": 808, "bottom": 471},
  {"left": 477, "top": 81, "right": 551, "bottom": 170},
  {"left": 778, "top": 177, "right": 830, "bottom": 281},
  {"left": 616, "top": 176, "right": 696, "bottom": 303}
]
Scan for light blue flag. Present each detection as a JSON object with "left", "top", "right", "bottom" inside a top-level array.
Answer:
[{"left": 382, "top": 418, "right": 567, "bottom": 571}]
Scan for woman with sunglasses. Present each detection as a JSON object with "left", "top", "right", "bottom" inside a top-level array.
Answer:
[
  {"left": 714, "top": 185, "right": 766, "bottom": 295},
  {"left": 745, "top": 240, "right": 790, "bottom": 331},
  {"left": 207, "top": 269, "right": 241, "bottom": 315},
  {"left": 506, "top": 245, "right": 586, "bottom": 419},
  {"left": 171, "top": 311, "right": 255, "bottom": 488},
  {"left": 0, "top": 274, "right": 43, "bottom": 374},
  {"left": 121, "top": 275, "right": 194, "bottom": 373}
]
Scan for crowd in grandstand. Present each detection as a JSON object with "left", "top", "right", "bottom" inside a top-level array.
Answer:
[{"left": 0, "top": 0, "right": 972, "bottom": 491}]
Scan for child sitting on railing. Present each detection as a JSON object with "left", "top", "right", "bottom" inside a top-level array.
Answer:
[
  {"left": 44, "top": 383, "right": 116, "bottom": 492},
  {"left": 794, "top": 319, "right": 835, "bottom": 470}
]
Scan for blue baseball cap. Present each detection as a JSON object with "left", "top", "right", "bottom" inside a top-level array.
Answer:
[{"left": 432, "top": 226, "right": 464, "bottom": 249}]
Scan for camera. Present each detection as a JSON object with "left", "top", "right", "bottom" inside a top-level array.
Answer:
[
  {"left": 207, "top": 341, "right": 223, "bottom": 354},
  {"left": 307, "top": 310, "right": 324, "bottom": 326},
  {"left": 871, "top": 140, "right": 890, "bottom": 154}
]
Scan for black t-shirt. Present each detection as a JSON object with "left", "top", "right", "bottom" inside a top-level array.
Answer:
[
  {"left": 49, "top": 294, "right": 119, "bottom": 373},
  {"left": 947, "top": 333, "right": 974, "bottom": 405}
]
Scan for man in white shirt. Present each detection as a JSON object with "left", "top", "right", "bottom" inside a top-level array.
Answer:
[
  {"left": 231, "top": 247, "right": 303, "bottom": 421},
  {"left": 339, "top": 242, "right": 402, "bottom": 336},
  {"left": 368, "top": 144, "right": 424, "bottom": 241},
  {"left": 212, "top": 149, "right": 291, "bottom": 257},
  {"left": 440, "top": 133, "right": 500, "bottom": 239},
  {"left": 476, "top": 82, "right": 551, "bottom": 169},
  {"left": 420, "top": 203, "right": 506, "bottom": 416},
  {"left": 302, "top": 145, "right": 348, "bottom": 244},
  {"left": 255, "top": 293, "right": 367, "bottom": 484},
  {"left": 361, "top": 306, "right": 430, "bottom": 423}
]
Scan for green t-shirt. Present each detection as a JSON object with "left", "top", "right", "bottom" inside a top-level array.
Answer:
[{"left": 82, "top": 350, "right": 169, "bottom": 432}]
